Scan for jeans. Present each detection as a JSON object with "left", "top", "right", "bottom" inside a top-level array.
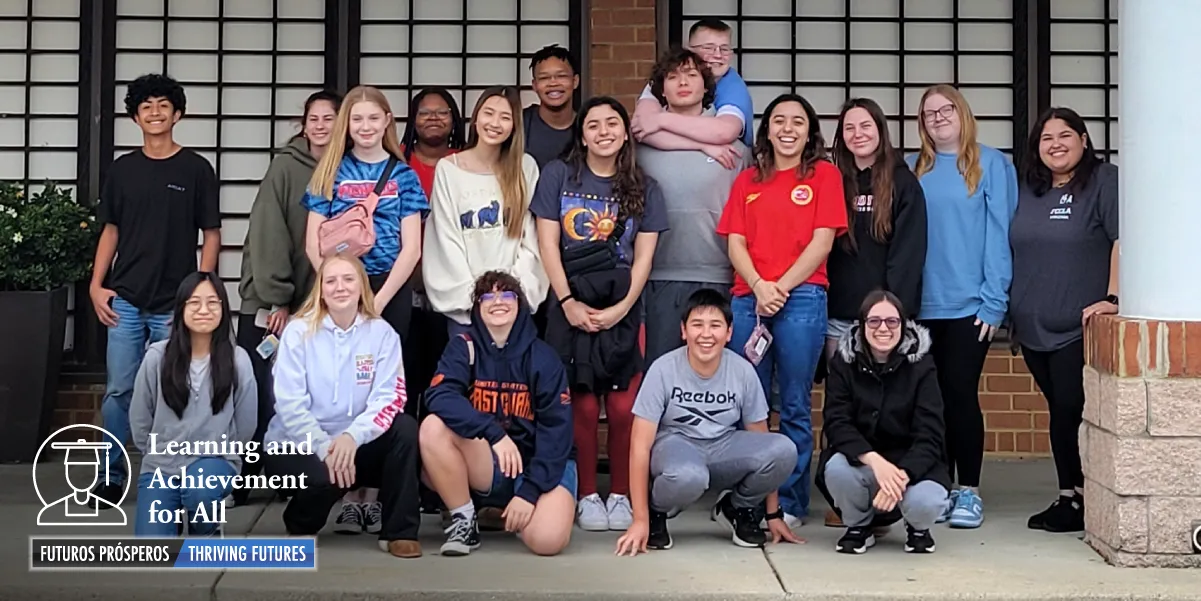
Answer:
[
  {"left": 135, "top": 457, "right": 236, "bottom": 536},
  {"left": 728, "top": 284, "right": 827, "bottom": 518},
  {"left": 103, "top": 296, "right": 172, "bottom": 486},
  {"left": 823, "top": 452, "right": 948, "bottom": 530}
]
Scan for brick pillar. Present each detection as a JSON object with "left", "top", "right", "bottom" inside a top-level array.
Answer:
[
  {"left": 1080, "top": 315, "right": 1201, "bottom": 567},
  {"left": 589, "top": 0, "right": 657, "bottom": 111}
]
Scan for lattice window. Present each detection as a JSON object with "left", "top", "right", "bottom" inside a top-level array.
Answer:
[
  {"left": 112, "top": 0, "right": 326, "bottom": 310},
  {"left": 1048, "top": 0, "right": 1118, "bottom": 163},
  {"left": 671, "top": 0, "right": 1018, "bottom": 155},
  {"left": 360, "top": 0, "right": 576, "bottom": 129}
]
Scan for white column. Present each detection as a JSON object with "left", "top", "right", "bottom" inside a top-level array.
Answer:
[{"left": 1118, "top": 0, "right": 1201, "bottom": 321}]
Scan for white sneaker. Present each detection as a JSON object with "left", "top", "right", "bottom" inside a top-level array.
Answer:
[
  {"left": 576, "top": 493, "right": 610, "bottom": 531},
  {"left": 759, "top": 511, "right": 805, "bottom": 531},
  {"left": 606, "top": 494, "right": 633, "bottom": 530}
]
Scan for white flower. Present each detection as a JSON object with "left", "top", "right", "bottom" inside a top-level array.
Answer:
[
  {"left": 4, "top": 207, "right": 14, "bottom": 218},
  {"left": 12, "top": 232, "right": 22, "bottom": 243}
]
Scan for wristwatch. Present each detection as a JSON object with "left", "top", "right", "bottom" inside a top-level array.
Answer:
[
  {"left": 1105, "top": 294, "right": 1119, "bottom": 306},
  {"left": 764, "top": 509, "right": 784, "bottom": 521}
]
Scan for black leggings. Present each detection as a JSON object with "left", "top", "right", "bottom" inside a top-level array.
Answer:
[
  {"left": 402, "top": 305, "right": 448, "bottom": 418},
  {"left": 263, "top": 414, "right": 422, "bottom": 541},
  {"left": 368, "top": 274, "right": 413, "bottom": 342},
  {"left": 922, "top": 316, "right": 991, "bottom": 488},
  {"left": 1021, "top": 339, "right": 1085, "bottom": 491}
]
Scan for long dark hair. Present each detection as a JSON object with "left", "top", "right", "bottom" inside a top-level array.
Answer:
[
  {"left": 563, "top": 96, "right": 646, "bottom": 219},
  {"left": 465, "top": 86, "right": 529, "bottom": 239},
  {"left": 290, "top": 89, "right": 343, "bottom": 142},
  {"left": 752, "top": 93, "right": 827, "bottom": 183},
  {"left": 400, "top": 86, "right": 465, "bottom": 161},
  {"left": 832, "top": 98, "right": 897, "bottom": 251},
  {"left": 856, "top": 289, "right": 906, "bottom": 353},
  {"left": 161, "top": 272, "right": 237, "bottom": 420},
  {"left": 1021, "top": 106, "right": 1101, "bottom": 196}
]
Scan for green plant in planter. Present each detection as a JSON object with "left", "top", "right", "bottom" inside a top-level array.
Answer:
[{"left": 0, "top": 181, "right": 98, "bottom": 292}]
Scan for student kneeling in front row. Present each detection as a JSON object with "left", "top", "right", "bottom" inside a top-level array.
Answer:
[
  {"left": 817, "top": 290, "right": 950, "bottom": 555},
  {"left": 421, "top": 271, "right": 576, "bottom": 557},
  {"left": 263, "top": 254, "right": 423, "bottom": 558},
  {"left": 616, "top": 289, "right": 801, "bottom": 555}
]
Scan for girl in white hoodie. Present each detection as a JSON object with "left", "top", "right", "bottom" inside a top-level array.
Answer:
[
  {"left": 263, "top": 254, "right": 423, "bottom": 559},
  {"left": 422, "top": 86, "right": 548, "bottom": 333}
]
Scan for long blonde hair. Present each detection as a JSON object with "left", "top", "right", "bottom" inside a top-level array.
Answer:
[
  {"left": 913, "top": 84, "right": 983, "bottom": 196},
  {"left": 296, "top": 254, "right": 381, "bottom": 333},
  {"left": 464, "top": 86, "right": 527, "bottom": 239},
  {"left": 309, "top": 86, "right": 404, "bottom": 201}
]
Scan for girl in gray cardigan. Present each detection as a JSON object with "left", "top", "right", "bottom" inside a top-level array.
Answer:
[{"left": 130, "top": 271, "right": 257, "bottom": 536}]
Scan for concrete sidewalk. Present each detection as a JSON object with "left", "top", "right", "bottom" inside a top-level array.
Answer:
[{"left": 2, "top": 459, "right": 1199, "bottom": 600}]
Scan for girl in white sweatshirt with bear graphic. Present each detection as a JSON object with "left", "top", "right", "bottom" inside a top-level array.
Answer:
[
  {"left": 263, "top": 253, "right": 423, "bottom": 559},
  {"left": 422, "top": 85, "right": 548, "bottom": 330}
]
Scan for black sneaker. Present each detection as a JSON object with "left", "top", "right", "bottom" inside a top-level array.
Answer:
[
  {"left": 333, "top": 502, "right": 364, "bottom": 534},
  {"left": 903, "top": 524, "right": 935, "bottom": 553},
  {"left": 1028, "top": 493, "right": 1084, "bottom": 532},
  {"left": 647, "top": 510, "right": 673, "bottom": 550},
  {"left": 713, "top": 491, "right": 767, "bottom": 548},
  {"left": 835, "top": 527, "right": 876, "bottom": 554},
  {"left": 440, "top": 511, "right": 481, "bottom": 557},
  {"left": 91, "top": 483, "right": 123, "bottom": 509}
]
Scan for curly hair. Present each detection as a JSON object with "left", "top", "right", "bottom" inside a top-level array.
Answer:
[
  {"left": 471, "top": 270, "right": 528, "bottom": 309},
  {"left": 124, "top": 73, "right": 187, "bottom": 118},
  {"left": 648, "top": 46, "right": 716, "bottom": 109},
  {"left": 563, "top": 96, "right": 646, "bottom": 219}
]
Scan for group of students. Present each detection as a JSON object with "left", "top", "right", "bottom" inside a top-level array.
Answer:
[{"left": 85, "top": 16, "right": 1118, "bottom": 558}]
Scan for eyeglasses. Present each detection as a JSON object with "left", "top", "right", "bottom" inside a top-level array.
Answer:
[
  {"left": 921, "top": 104, "right": 956, "bottom": 123},
  {"left": 691, "top": 43, "right": 733, "bottom": 56},
  {"left": 865, "top": 316, "right": 901, "bottom": 330},
  {"left": 185, "top": 299, "right": 222, "bottom": 312},
  {"left": 416, "top": 108, "right": 452, "bottom": 119},
  {"left": 480, "top": 290, "right": 518, "bottom": 303}
]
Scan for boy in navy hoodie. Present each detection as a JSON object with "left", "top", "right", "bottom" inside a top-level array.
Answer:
[{"left": 420, "top": 271, "right": 576, "bottom": 557}]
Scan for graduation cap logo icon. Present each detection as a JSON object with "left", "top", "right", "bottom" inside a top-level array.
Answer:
[{"left": 34, "top": 425, "right": 130, "bottom": 527}]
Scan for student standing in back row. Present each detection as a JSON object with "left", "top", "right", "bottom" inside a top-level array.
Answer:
[
  {"left": 523, "top": 44, "right": 579, "bottom": 169},
  {"left": 637, "top": 46, "right": 746, "bottom": 365},
  {"left": 90, "top": 73, "right": 221, "bottom": 506},
  {"left": 304, "top": 85, "right": 429, "bottom": 340},
  {"left": 908, "top": 84, "right": 1018, "bottom": 530},
  {"left": 235, "top": 89, "right": 342, "bottom": 507},
  {"left": 633, "top": 18, "right": 754, "bottom": 169},
  {"left": 423, "top": 86, "right": 548, "bottom": 335}
]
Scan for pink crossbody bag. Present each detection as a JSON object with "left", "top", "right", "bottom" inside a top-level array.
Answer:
[{"left": 317, "top": 156, "right": 397, "bottom": 258}]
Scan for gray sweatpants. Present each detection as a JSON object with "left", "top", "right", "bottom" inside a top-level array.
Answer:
[
  {"left": 823, "top": 452, "right": 948, "bottom": 530},
  {"left": 649, "top": 430, "right": 797, "bottom": 515}
]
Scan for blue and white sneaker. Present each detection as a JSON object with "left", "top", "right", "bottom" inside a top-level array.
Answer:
[
  {"left": 935, "top": 489, "right": 958, "bottom": 524},
  {"left": 948, "top": 489, "right": 984, "bottom": 529}
]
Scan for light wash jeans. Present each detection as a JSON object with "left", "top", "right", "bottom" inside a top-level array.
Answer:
[
  {"left": 102, "top": 296, "right": 171, "bottom": 486},
  {"left": 135, "top": 457, "right": 236, "bottom": 536}
]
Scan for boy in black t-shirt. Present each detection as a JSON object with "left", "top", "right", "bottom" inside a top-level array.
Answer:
[
  {"left": 522, "top": 44, "right": 578, "bottom": 169},
  {"left": 89, "top": 73, "right": 221, "bottom": 504}
]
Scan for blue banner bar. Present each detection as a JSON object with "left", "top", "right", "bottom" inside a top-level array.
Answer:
[{"left": 174, "top": 538, "right": 316, "bottom": 569}]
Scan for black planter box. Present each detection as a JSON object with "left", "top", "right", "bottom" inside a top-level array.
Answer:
[{"left": 0, "top": 286, "right": 68, "bottom": 463}]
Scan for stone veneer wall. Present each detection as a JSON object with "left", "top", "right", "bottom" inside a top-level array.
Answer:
[{"left": 1081, "top": 315, "right": 1201, "bottom": 567}]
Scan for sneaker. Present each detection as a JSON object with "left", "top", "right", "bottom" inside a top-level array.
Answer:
[
  {"left": 835, "top": 527, "right": 876, "bottom": 554},
  {"left": 362, "top": 502, "right": 382, "bottom": 534},
  {"left": 936, "top": 489, "right": 959, "bottom": 524},
  {"left": 576, "top": 493, "right": 609, "bottom": 531},
  {"left": 949, "top": 489, "right": 984, "bottom": 529},
  {"left": 1028, "top": 493, "right": 1084, "bottom": 532},
  {"left": 904, "top": 524, "right": 936, "bottom": 553},
  {"left": 713, "top": 491, "right": 767, "bottom": 548},
  {"left": 440, "top": 511, "right": 481, "bottom": 556},
  {"left": 606, "top": 494, "right": 634, "bottom": 531},
  {"left": 647, "top": 510, "right": 672, "bottom": 550},
  {"left": 333, "top": 502, "right": 364, "bottom": 534},
  {"left": 92, "top": 483, "right": 123, "bottom": 509}
]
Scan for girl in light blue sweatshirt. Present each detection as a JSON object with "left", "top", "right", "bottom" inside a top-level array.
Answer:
[
  {"left": 907, "top": 84, "right": 1017, "bottom": 530},
  {"left": 130, "top": 271, "right": 258, "bottom": 537}
]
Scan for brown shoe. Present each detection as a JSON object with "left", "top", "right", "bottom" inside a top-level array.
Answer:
[
  {"left": 380, "top": 539, "right": 422, "bottom": 558},
  {"left": 824, "top": 509, "right": 843, "bottom": 528},
  {"left": 478, "top": 506, "right": 506, "bottom": 532}
]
